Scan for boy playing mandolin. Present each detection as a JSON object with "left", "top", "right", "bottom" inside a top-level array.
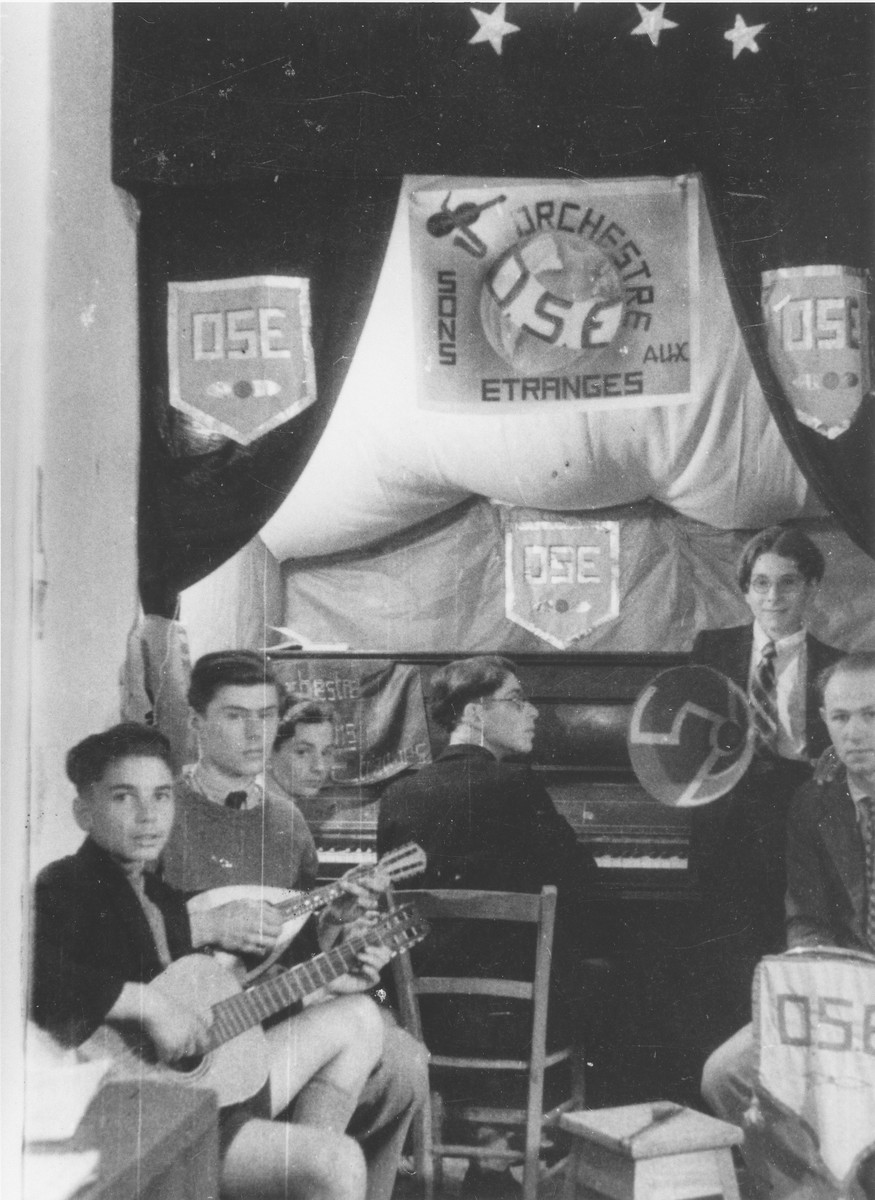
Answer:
[
  {"left": 30, "top": 723, "right": 411, "bottom": 1200},
  {"left": 159, "top": 650, "right": 428, "bottom": 1200}
]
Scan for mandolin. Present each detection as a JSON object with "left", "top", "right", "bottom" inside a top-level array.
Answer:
[
  {"left": 81, "top": 903, "right": 428, "bottom": 1108},
  {"left": 187, "top": 842, "right": 427, "bottom": 982}
]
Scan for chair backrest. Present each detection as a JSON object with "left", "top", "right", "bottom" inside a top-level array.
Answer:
[{"left": 390, "top": 887, "right": 558, "bottom": 1052}]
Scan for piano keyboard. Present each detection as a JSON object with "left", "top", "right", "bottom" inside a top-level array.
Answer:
[
  {"left": 318, "top": 844, "right": 378, "bottom": 875},
  {"left": 307, "top": 784, "right": 694, "bottom": 894},
  {"left": 594, "top": 852, "right": 688, "bottom": 870},
  {"left": 590, "top": 838, "right": 688, "bottom": 871}
]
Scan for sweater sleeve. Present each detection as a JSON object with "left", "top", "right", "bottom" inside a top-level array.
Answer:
[{"left": 30, "top": 865, "right": 128, "bottom": 1047}]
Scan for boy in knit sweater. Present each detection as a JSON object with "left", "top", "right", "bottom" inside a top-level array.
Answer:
[{"left": 160, "top": 651, "right": 428, "bottom": 1200}]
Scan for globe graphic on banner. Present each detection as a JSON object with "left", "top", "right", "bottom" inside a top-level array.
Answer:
[
  {"left": 627, "top": 666, "right": 754, "bottom": 807},
  {"left": 480, "top": 231, "right": 625, "bottom": 375}
]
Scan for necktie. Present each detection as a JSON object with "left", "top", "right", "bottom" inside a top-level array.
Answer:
[
  {"left": 128, "top": 874, "right": 172, "bottom": 967},
  {"left": 750, "top": 640, "right": 779, "bottom": 753},
  {"left": 225, "top": 790, "right": 248, "bottom": 810},
  {"left": 859, "top": 795, "right": 875, "bottom": 953}
]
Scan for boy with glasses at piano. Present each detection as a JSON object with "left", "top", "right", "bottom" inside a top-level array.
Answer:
[
  {"left": 689, "top": 525, "right": 843, "bottom": 1039},
  {"left": 31, "top": 722, "right": 396, "bottom": 1200},
  {"left": 378, "top": 655, "right": 618, "bottom": 1189},
  {"left": 159, "top": 650, "right": 428, "bottom": 1200}
]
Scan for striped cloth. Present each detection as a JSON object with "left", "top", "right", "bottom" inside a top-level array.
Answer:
[{"left": 749, "top": 639, "right": 779, "bottom": 753}]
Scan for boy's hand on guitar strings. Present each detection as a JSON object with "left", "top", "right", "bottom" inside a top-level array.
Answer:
[
  {"left": 191, "top": 899, "right": 283, "bottom": 955},
  {"left": 141, "top": 988, "right": 212, "bottom": 1063},
  {"left": 325, "top": 943, "right": 392, "bottom": 995},
  {"left": 319, "top": 873, "right": 381, "bottom": 939}
]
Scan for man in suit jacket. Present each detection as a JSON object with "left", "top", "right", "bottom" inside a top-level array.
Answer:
[
  {"left": 689, "top": 525, "right": 843, "bottom": 1035},
  {"left": 701, "top": 652, "right": 875, "bottom": 1200}
]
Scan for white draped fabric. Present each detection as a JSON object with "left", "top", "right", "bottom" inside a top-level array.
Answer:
[{"left": 260, "top": 178, "right": 819, "bottom": 563}]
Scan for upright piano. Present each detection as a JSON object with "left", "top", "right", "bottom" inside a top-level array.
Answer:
[
  {"left": 270, "top": 651, "right": 708, "bottom": 1104},
  {"left": 271, "top": 651, "right": 693, "bottom": 900}
]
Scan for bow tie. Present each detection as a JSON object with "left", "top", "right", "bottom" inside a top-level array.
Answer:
[{"left": 224, "top": 790, "right": 248, "bottom": 810}]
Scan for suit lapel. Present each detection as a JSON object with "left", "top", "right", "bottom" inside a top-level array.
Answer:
[
  {"left": 817, "top": 782, "right": 867, "bottom": 943},
  {"left": 726, "top": 626, "right": 753, "bottom": 692},
  {"left": 83, "top": 840, "right": 167, "bottom": 973}
]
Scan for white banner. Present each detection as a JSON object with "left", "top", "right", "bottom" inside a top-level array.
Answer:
[
  {"left": 754, "top": 951, "right": 875, "bottom": 1190},
  {"left": 168, "top": 276, "right": 316, "bottom": 445},
  {"left": 762, "top": 265, "right": 870, "bottom": 440},
  {"left": 408, "top": 174, "right": 700, "bottom": 411}
]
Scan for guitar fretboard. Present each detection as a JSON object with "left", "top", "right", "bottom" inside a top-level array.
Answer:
[{"left": 207, "top": 910, "right": 422, "bottom": 1049}]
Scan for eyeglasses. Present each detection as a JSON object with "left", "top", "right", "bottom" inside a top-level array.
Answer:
[
  {"left": 482, "top": 693, "right": 531, "bottom": 712},
  {"left": 749, "top": 575, "right": 807, "bottom": 596}
]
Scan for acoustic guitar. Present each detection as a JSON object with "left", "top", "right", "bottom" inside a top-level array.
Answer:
[
  {"left": 81, "top": 903, "right": 427, "bottom": 1108},
  {"left": 187, "top": 842, "right": 427, "bottom": 983}
]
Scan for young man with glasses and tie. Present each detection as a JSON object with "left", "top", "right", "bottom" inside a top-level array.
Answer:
[
  {"left": 701, "top": 652, "right": 875, "bottom": 1200},
  {"left": 687, "top": 526, "right": 844, "bottom": 1039}
]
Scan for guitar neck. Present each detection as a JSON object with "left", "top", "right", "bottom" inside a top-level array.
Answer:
[
  {"left": 206, "top": 909, "right": 421, "bottom": 1050},
  {"left": 273, "top": 844, "right": 425, "bottom": 921},
  {"left": 275, "top": 870, "right": 367, "bottom": 921}
]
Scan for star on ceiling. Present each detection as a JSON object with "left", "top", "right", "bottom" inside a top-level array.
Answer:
[
  {"left": 631, "top": 3, "right": 678, "bottom": 48},
  {"left": 724, "top": 13, "right": 767, "bottom": 58},
  {"left": 469, "top": 3, "right": 520, "bottom": 56}
]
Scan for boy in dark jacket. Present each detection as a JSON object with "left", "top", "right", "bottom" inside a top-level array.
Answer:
[{"left": 31, "top": 723, "right": 396, "bottom": 1200}]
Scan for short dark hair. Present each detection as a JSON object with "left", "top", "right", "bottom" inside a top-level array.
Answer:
[
  {"left": 429, "top": 655, "right": 518, "bottom": 732},
  {"left": 817, "top": 651, "right": 875, "bottom": 703},
  {"left": 737, "top": 526, "right": 825, "bottom": 593},
  {"left": 66, "top": 723, "right": 172, "bottom": 791},
  {"left": 274, "top": 701, "right": 334, "bottom": 751},
  {"left": 188, "top": 651, "right": 280, "bottom": 714}
]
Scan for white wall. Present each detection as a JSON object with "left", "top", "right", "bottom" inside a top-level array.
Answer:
[
  {"left": 2, "top": 3, "right": 139, "bottom": 1181},
  {"left": 26, "top": 3, "right": 141, "bottom": 874}
]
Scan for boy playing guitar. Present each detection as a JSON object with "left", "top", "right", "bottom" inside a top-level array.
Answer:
[{"left": 31, "top": 723, "right": 424, "bottom": 1200}]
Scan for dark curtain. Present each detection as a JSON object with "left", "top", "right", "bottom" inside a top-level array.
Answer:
[
  {"left": 114, "top": 3, "right": 874, "bottom": 616},
  {"left": 135, "top": 180, "right": 399, "bottom": 616}
]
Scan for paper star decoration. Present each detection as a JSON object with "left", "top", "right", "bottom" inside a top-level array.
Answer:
[
  {"left": 631, "top": 3, "right": 678, "bottom": 48},
  {"left": 724, "top": 13, "right": 767, "bottom": 58},
  {"left": 469, "top": 3, "right": 520, "bottom": 56}
]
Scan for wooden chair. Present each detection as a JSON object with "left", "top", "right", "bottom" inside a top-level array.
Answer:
[{"left": 390, "top": 886, "right": 585, "bottom": 1200}]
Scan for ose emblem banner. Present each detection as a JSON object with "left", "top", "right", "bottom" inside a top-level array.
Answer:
[
  {"left": 505, "top": 519, "right": 620, "bottom": 648},
  {"left": 754, "top": 952, "right": 875, "bottom": 1190},
  {"left": 408, "top": 174, "right": 699, "bottom": 411},
  {"left": 762, "top": 265, "right": 870, "bottom": 440},
  {"left": 168, "top": 276, "right": 317, "bottom": 445}
]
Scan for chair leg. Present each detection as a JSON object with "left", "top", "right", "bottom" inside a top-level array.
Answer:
[
  {"left": 430, "top": 1090, "right": 445, "bottom": 1198},
  {"left": 522, "top": 1138, "right": 540, "bottom": 1200},
  {"left": 523, "top": 1072, "right": 546, "bottom": 1200},
  {"left": 570, "top": 1046, "right": 586, "bottom": 1111},
  {"left": 411, "top": 1084, "right": 435, "bottom": 1200}
]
